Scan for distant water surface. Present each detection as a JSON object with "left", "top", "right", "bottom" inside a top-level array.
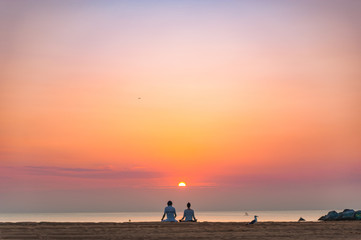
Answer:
[{"left": 0, "top": 210, "right": 329, "bottom": 222}]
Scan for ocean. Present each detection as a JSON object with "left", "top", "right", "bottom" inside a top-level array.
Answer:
[{"left": 0, "top": 210, "right": 329, "bottom": 222}]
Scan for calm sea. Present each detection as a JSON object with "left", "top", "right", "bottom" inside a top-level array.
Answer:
[{"left": 0, "top": 210, "right": 328, "bottom": 222}]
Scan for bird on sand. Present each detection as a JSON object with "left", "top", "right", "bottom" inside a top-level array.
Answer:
[{"left": 248, "top": 215, "right": 258, "bottom": 224}]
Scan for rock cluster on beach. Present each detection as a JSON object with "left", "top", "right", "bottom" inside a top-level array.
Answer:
[{"left": 319, "top": 209, "right": 361, "bottom": 221}]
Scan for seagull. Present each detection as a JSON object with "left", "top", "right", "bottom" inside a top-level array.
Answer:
[{"left": 248, "top": 215, "right": 258, "bottom": 224}]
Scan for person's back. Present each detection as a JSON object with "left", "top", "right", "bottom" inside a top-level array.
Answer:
[
  {"left": 164, "top": 205, "right": 176, "bottom": 221},
  {"left": 161, "top": 201, "right": 177, "bottom": 222},
  {"left": 183, "top": 208, "right": 195, "bottom": 221},
  {"left": 180, "top": 202, "right": 197, "bottom": 222}
]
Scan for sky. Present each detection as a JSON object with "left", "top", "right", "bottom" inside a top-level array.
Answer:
[{"left": 1, "top": 0, "right": 361, "bottom": 213}]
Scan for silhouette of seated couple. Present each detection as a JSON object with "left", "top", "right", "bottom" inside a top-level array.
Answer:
[{"left": 161, "top": 201, "right": 197, "bottom": 222}]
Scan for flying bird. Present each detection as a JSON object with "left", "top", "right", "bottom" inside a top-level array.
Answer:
[{"left": 248, "top": 215, "right": 258, "bottom": 224}]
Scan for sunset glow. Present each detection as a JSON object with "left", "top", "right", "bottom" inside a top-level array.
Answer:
[{"left": 0, "top": 0, "right": 360, "bottom": 213}]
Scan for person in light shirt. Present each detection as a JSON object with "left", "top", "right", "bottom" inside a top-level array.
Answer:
[
  {"left": 180, "top": 202, "right": 197, "bottom": 222},
  {"left": 161, "top": 200, "right": 177, "bottom": 222}
]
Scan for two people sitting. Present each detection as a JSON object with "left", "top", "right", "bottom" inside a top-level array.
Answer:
[{"left": 161, "top": 201, "right": 197, "bottom": 222}]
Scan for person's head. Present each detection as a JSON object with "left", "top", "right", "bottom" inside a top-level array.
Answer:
[
  {"left": 167, "top": 200, "right": 173, "bottom": 206},
  {"left": 187, "top": 202, "right": 191, "bottom": 208}
]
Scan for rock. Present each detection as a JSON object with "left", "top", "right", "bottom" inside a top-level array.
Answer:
[
  {"left": 298, "top": 217, "right": 305, "bottom": 222},
  {"left": 325, "top": 211, "right": 339, "bottom": 221},
  {"left": 337, "top": 209, "right": 355, "bottom": 220},
  {"left": 354, "top": 211, "right": 361, "bottom": 220},
  {"left": 319, "top": 209, "right": 361, "bottom": 221}
]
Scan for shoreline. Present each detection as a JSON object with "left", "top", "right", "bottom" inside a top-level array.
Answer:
[
  {"left": 1, "top": 222, "right": 360, "bottom": 240},
  {"left": 0, "top": 209, "right": 329, "bottom": 222},
  {"left": 1, "top": 221, "right": 322, "bottom": 223}
]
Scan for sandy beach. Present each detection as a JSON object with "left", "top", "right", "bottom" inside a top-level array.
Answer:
[{"left": 1, "top": 221, "right": 360, "bottom": 240}]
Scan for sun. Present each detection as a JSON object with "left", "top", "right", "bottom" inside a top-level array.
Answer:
[{"left": 178, "top": 182, "right": 186, "bottom": 187}]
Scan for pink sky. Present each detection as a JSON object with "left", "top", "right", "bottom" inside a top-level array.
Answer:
[{"left": 1, "top": 0, "right": 361, "bottom": 212}]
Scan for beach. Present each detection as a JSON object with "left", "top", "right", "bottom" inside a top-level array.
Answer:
[{"left": 1, "top": 222, "right": 360, "bottom": 240}]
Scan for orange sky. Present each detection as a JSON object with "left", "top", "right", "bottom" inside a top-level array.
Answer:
[{"left": 1, "top": 0, "right": 360, "bottom": 212}]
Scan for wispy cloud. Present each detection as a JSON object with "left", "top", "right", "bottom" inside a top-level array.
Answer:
[
  {"left": 0, "top": 165, "right": 162, "bottom": 179},
  {"left": 213, "top": 164, "right": 361, "bottom": 187}
]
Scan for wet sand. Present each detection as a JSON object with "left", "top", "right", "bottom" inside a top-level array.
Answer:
[{"left": 0, "top": 221, "right": 360, "bottom": 240}]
